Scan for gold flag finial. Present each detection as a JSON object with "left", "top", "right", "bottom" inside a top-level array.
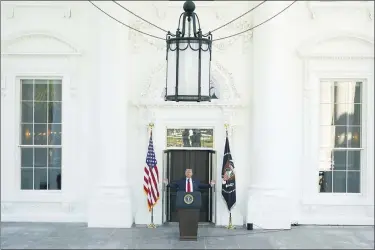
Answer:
[
  {"left": 148, "top": 123, "right": 154, "bottom": 129},
  {"left": 224, "top": 124, "right": 229, "bottom": 137}
]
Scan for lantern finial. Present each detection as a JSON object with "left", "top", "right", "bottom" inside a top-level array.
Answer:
[{"left": 183, "top": 1, "right": 195, "bottom": 14}]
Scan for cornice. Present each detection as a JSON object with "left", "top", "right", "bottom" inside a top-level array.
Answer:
[
  {"left": 132, "top": 100, "right": 247, "bottom": 109},
  {"left": 298, "top": 53, "right": 374, "bottom": 61},
  {"left": 306, "top": 1, "right": 374, "bottom": 20},
  {"left": 2, "top": 1, "right": 71, "bottom": 19}
]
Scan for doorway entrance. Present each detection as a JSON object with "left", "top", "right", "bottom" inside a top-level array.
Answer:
[{"left": 163, "top": 149, "right": 216, "bottom": 223}]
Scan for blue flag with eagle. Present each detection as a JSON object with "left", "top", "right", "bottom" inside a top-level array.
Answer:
[{"left": 221, "top": 136, "right": 236, "bottom": 211}]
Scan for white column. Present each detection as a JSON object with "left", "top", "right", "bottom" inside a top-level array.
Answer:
[
  {"left": 87, "top": 4, "right": 132, "bottom": 228},
  {"left": 247, "top": 1, "right": 301, "bottom": 229}
]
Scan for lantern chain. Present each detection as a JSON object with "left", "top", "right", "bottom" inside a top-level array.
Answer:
[
  {"left": 112, "top": 0, "right": 168, "bottom": 33},
  {"left": 89, "top": 1, "right": 166, "bottom": 41},
  {"left": 213, "top": 1, "right": 297, "bottom": 42},
  {"left": 203, "top": 0, "right": 267, "bottom": 36}
]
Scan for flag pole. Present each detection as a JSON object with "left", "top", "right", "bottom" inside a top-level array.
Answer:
[
  {"left": 224, "top": 124, "right": 235, "bottom": 230},
  {"left": 147, "top": 207, "right": 156, "bottom": 228},
  {"left": 227, "top": 211, "right": 235, "bottom": 230},
  {"left": 147, "top": 122, "right": 157, "bottom": 229}
]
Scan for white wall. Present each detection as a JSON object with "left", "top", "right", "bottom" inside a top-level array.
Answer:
[{"left": 1, "top": 1, "right": 373, "bottom": 227}]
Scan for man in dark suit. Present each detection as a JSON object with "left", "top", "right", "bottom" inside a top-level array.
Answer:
[{"left": 164, "top": 169, "right": 215, "bottom": 191}]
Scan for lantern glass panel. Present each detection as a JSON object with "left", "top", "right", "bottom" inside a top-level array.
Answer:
[{"left": 166, "top": 40, "right": 211, "bottom": 100}]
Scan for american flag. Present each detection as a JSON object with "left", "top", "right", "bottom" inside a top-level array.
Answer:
[{"left": 143, "top": 131, "right": 160, "bottom": 211}]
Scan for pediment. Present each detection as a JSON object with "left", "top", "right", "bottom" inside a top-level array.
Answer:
[
  {"left": 1, "top": 31, "right": 81, "bottom": 56},
  {"left": 297, "top": 32, "right": 374, "bottom": 59}
]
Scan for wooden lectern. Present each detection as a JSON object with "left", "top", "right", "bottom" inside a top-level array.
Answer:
[{"left": 175, "top": 191, "right": 202, "bottom": 241}]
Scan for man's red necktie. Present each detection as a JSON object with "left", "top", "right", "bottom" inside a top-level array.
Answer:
[{"left": 187, "top": 179, "right": 192, "bottom": 192}]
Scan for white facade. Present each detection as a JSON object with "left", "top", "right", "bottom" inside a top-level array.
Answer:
[{"left": 1, "top": 1, "right": 374, "bottom": 229}]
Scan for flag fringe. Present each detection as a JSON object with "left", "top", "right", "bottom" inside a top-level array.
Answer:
[{"left": 147, "top": 195, "right": 160, "bottom": 212}]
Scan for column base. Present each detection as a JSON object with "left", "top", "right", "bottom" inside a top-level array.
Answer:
[
  {"left": 246, "top": 186, "right": 292, "bottom": 230},
  {"left": 87, "top": 185, "right": 133, "bottom": 228}
]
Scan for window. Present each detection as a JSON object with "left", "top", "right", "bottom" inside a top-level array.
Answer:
[
  {"left": 318, "top": 80, "right": 363, "bottom": 193},
  {"left": 20, "top": 79, "right": 62, "bottom": 190},
  {"left": 167, "top": 128, "right": 214, "bottom": 148}
]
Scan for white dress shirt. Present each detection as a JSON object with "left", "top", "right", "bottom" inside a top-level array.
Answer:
[{"left": 186, "top": 178, "right": 193, "bottom": 192}]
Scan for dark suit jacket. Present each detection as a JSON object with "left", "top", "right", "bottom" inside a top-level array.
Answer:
[{"left": 167, "top": 178, "right": 211, "bottom": 191}]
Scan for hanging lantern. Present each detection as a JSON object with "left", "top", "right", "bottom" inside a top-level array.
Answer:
[{"left": 165, "top": 0, "right": 212, "bottom": 102}]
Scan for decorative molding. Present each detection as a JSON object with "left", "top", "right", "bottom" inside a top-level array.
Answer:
[
  {"left": 306, "top": 1, "right": 373, "bottom": 20},
  {"left": 127, "top": 3, "right": 253, "bottom": 52},
  {"left": 213, "top": 61, "right": 240, "bottom": 99},
  {"left": 299, "top": 54, "right": 374, "bottom": 60},
  {"left": 137, "top": 59, "right": 242, "bottom": 107},
  {"left": 133, "top": 101, "right": 247, "bottom": 109},
  {"left": 212, "top": 20, "right": 253, "bottom": 51},
  {"left": 297, "top": 31, "right": 374, "bottom": 60},
  {"left": 3, "top": 2, "right": 72, "bottom": 19},
  {"left": 128, "top": 19, "right": 165, "bottom": 52},
  {"left": 1, "top": 76, "right": 7, "bottom": 97},
  {"left": 1, "top": 31, "right": 82, "bottom": 56}
]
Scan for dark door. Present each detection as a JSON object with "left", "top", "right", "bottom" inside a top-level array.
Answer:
[{"left": 166, "top": 150, "right": 212, "bottom": 222}]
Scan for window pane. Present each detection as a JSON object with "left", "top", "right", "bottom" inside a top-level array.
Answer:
[
  {"left": 333, "top": 103, "right": 347, "bottom": 125},
  {"left": 347, "top": 171, "right": 360, "bottom": 193},
  {"left": 48, "top": 124, "right": 62, "bottom": 145},
  {"left": 21, "top": 148, "right": 33, "bottom": 168},
  {"left": 348, "top": 82, "right": 362, "bottom": 104},
  {"left": 34, "top": 168, "right": 47, "bottom": 190},
  {"left": 48, "top": 102, "right": 62, "bottom": 123},
  {"left": 334, "top": 82, "right": 349, "bottom": 103},
  {"left": 49, "top": 82, "right": 62, "bottom": 101},
  {"left": 34, "top": 82, "right": 48, "bottom": 101},
  {"left": 319, "top": 148, "right": 332, "bottom": 162},
  {"left": 347, "top": 82, "right": 357, "bottom": 103},
  {"left": 21, "top": 168, "right": 33, "bottom": 190},
  {"left": 21, "top": 102, "right": 33, "bottom": 123},
  {"left": 34, "top": 148, "right": 47, "bottom": 168},
  {"left": 34, "top": 124, "right": 47, "bottom": 145},
  {"left": 34, "top": 102, "right": 48, "bottom": 123},
  {"left": 320, "top": 104, "right": 334, "bottom": 125},
  {"left": 347, "top": 150, "right": 361, "bottom": 170},
  {"left": 21, "top": 81, "right": 33, "bottom": 101},
  {"left": 334, "top": 126, "right": 346, "bottom": 148},
  {"left": 48, "top": 148, "right": 61, "bottom": 168},
  {"left": 332, "top": 151, "right": 346, "bottom": 170},
  {"left": 348, "top": 104, "right": 361, "bottom": 126},
  {"left": 48, "top": 168, "right": 61, "bottom": 190},
  {"left": 21, "top": 124, "right": 33, "bottom": 145},
  {"left": 319, "top": 171, "right": 332, "bottom": 193},
  {"left": 166, "top": 128, "right": 214, "bottom": 148},
  {"left": 347, "top": 126, "right": 361, "bottom": 148},
  {"left": 353, "top": 82, "right": 362, "bottom": 103},
  {"left": 332, "top": 171, "right": 346, "bottom": 193}
]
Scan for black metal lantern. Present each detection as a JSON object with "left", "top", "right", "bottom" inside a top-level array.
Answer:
[{"left": 165, "top": 0, "right": 212, "bottom": 102}]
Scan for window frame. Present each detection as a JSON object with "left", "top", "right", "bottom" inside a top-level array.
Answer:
[
  {"left": 15, "top": 75, "right": 65, "bottom": 197},
  {"left": 318, "top": 79, "right": 365, "bottom": 194},
  {"left": 302, "top": 70, "right": 374, "bottom": 206}
]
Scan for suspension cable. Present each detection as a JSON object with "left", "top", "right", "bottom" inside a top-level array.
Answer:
[
  {"left": 213, "top": 1, "right": 297, "bottom": 42},
  {"left": 112, "top": 0, "right": 168, "bottom": 33},
  {"left": 205, "top": 0, "right": 267, "bottom": 36},
  {"left": 88, "top": 1, "right": 165, "bottom": 41}
]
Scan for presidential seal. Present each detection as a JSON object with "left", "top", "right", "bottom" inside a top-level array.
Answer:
[{"left": 183, "top": 194, "right": 194, "bottom": 205}]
